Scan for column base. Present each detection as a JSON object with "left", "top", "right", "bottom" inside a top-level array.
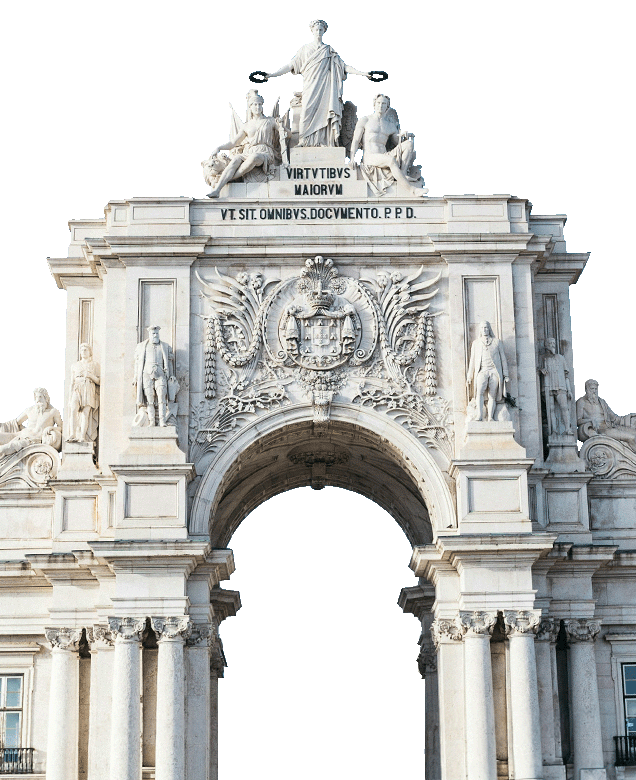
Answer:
[
  {"left": 579, "top": 771, "right": 607, "bottom": 780},
  {"left": 542, "top": 764, "right": 567, "bottom": 780}
]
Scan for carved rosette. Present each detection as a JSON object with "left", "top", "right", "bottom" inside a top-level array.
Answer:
[
  {"left": 108, "top": 616, "right": 146, "bottom": 643},
  {"left": 459, "top": 610, "right": 498, "bottom": 637},
  {"left": 91, "top": 624, "right": 115, "bottom": 648},
  {"left": 45, "top": 627, "right": 83, "bottom": 652},
  {"left": 151, "top": 616, "right": 193, "bottom": 642},
  {"left": 431, "top": 617, "right": 463, "bottom": 647},
  {"left": 503, "top": 610, "right": 541, "bottom": 637},
  {"left": 564, "top": 618, "right": 601, "bottom": 643},
  {"left": 535, "top": 617, "right": 558, "bottom": 642}
]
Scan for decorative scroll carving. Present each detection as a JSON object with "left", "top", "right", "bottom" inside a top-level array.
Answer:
[
  {"left": 108, "top": 617, "right": 146, "bottom": 642},
  {"left": 45, "top": 628, "right": 83, "bottom": 651},
  {"left": 580, "top": 436, "right": 636, "bottom": 480},
  {"left": 431, "top": 617, "right": 463, "bottom": 647},
  {"left": 564, "top": 618, "right": 601, "bottom": 643},
  {"left": 0, "top": 443, "right": 59, "bottom": 490},
  {"left": 535, "top": 617, "right": 558, "bottom": 642},
  {"left": 150, "top": 616, "right": 192, "bottom": 642},
  {"left": 503, "top": 610, "right": 541, "bottom": 637},
  {"left": 459, "top": 610, "right": 498, "bottom": 637}
]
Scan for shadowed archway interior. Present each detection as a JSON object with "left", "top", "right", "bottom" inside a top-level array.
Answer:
[{"left": 207, "top": 420, "right": 433, "bottom": 548}]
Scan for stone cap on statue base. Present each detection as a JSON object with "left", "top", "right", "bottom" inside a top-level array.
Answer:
[
  {"left": 57, "top": 440, "right": 98, "bottom": 480},
  {"left": 545, "top": 435, "right": 586, "bottom": 473},
  {"left": 459, "top": 420, "right": 529, "bottom": 462},
  {"left": 120, "top": 426, "right": 186, "bottom": 465}
]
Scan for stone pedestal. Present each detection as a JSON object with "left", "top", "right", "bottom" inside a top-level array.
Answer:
[
  {"left": 45, "top": 629, "right": 81, "bottom": 780},
  {"left": 58, "top": 440, "right": 98, "bottom": 479}
]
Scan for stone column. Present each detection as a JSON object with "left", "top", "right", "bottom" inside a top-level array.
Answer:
[
  {"left": 534, "top": 619, "right": 566, "bottom": 779},
  {"left": 460, "top": 611, "right": 498, "bottom": 780},
  {"left": 565, "top": 619, "right": 606, "bottom": 780},
  {"left": 432, "top": 617, "right": 466, "bottom": 780},
  {"left": 152, "top": 617, "right": 192, "bottom": 780},
  {"left": 45, "top": 628, "right": 82, "bottom": 780},
  {"left": 210, "top": 648, "right": 225, "bottom": 780},
  {"left": 87, "top": 626, "right": 115, "bottom": 780},
  {"left": 109, "top": 617, "right": 145, "bottom": 780},
  {"left": 504, "top": 610, "right": 543, "bottom": 780},
  {"left": 185, "top": 623, "right": 217, "bottom": 780},
  {"left": 418, "top": 639, "right": 440, "bottom": 780}
]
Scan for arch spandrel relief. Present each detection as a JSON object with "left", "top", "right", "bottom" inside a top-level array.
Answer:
[{"left": 189, "top": 256, "right": 453, "bottom": 478}]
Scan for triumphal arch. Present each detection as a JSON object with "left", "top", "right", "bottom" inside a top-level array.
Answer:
[{"left": 1, "top": 20, "right": 635, "bottom": 780}]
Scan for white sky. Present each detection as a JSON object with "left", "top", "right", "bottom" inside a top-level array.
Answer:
[{"left": 1, "top": 1, "right": 635, "bottom": 776}]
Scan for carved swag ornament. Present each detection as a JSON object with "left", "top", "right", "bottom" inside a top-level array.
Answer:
[{"left": 191, "top": 257, "right": 451, "bottom": 464}]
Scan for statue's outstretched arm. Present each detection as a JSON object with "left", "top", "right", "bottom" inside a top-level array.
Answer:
[
  {"left": 345, "top": 65, "right": 371, "bottom": 78},
  {"left": 211, "top": 129, "right": 248, "bottom": 157},
  {"left": 266, "top": 63, "right": 293, "bottom": 79}
]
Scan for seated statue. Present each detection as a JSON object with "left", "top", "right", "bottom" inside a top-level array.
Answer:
[
  {"left": 350, "top": 94, "right": 426, "bottom": 197},
  {"left": 0, "top": 388, "right": 63, "bottom": 458},
  {"left": 576, "top": 379, "right": 636, "bottom": 451},
  {"left": 204, "top": 90, "right": 288, "bottom": 198}
]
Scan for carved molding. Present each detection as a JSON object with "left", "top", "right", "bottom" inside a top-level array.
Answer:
[
  {"left": 108, "top": 616, "right": 146, "bottom": 642},
  {"left": 431, "top": 617, "right": 463, "bottom": 647},
  {"left": 45, "top": 627, "right": 83, "bottom": 652},
  {"left": 151, "top": 616, "right": 192, "bottom": 642},
  {"left": 503, "top": 609, "right": 541, "bottom": 637},
  {"left": 580, "top": 435, "right": 636, "bottom": 480},
  {"left": 564, "top": 618, "right": 601, "bottom": 643},
  {"left": 459, "top": 610, "right": 498, "bottom": 637}
]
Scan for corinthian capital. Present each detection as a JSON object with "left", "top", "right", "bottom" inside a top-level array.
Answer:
[
  {"left": 460, "top": 610, "right": 498, "bottom": 637},
  {"left": 186, "top": 622, "right": 219, "bottom": 648},
  {"left": 431, "top": 617, "right": 463, "bottom": 647},
  {"left": 151, "top": 616, "right": 192, "bottom": 642},
  {"left": 45, "top": 627, "right": 83, "bottom": 651},
  {"left": 91, "top": 624, "right": 115, "bottom": 648},
  {"left": 503, "top": 610, "right": 541, "bottom": 637},
  {"left": 564, "top": 618, "right": 601, "bottom": 643},
  {"left": 108, "top": 616, "right": 146, "bottom": 642},
  {"left": 535, "top": 617, "right": 558, "bottom": 642}
]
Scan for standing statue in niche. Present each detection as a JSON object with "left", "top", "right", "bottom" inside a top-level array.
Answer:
[
  {"left": 576, "top": 379, "right": 636, "bottom": 451},
  {"left": 133, "top": 326, "right": 177, "bottom": 427},
  {"left": 67, "top": 343, "right": 100, "bottom": 442},
  {"left": 204, "top": 91, "right": 287, "bottom": 198},
  {"left": 539, "top": 338, "right": 573, "bottom": 436},
  {"left": 0, "top": 388, "right": 63, "bottom": 457},
  {"left": 264, "top": 20, "right": 375, "bottom": 148},
  {"left": 466, "top": 321, "right": 510, "bottom": 422},
  {"left": 350, "top": 94, "right": 426, "bottom": 197}
]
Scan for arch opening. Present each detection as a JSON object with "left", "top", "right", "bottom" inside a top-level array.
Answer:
[
  {"left": 203, "top": 419, "right": 436, "bottom": 548},
  {"left": 218, "top": 487, "right": 425, "bottom": 780}
]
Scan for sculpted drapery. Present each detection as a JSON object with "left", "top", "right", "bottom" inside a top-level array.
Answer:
[{"left": 290, "top": 42, "right": 347, "bottom": 147}]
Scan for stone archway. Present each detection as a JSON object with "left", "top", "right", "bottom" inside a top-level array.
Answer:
[{"left": 190, "top": 406, "right": 456, "bottom": 543}]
